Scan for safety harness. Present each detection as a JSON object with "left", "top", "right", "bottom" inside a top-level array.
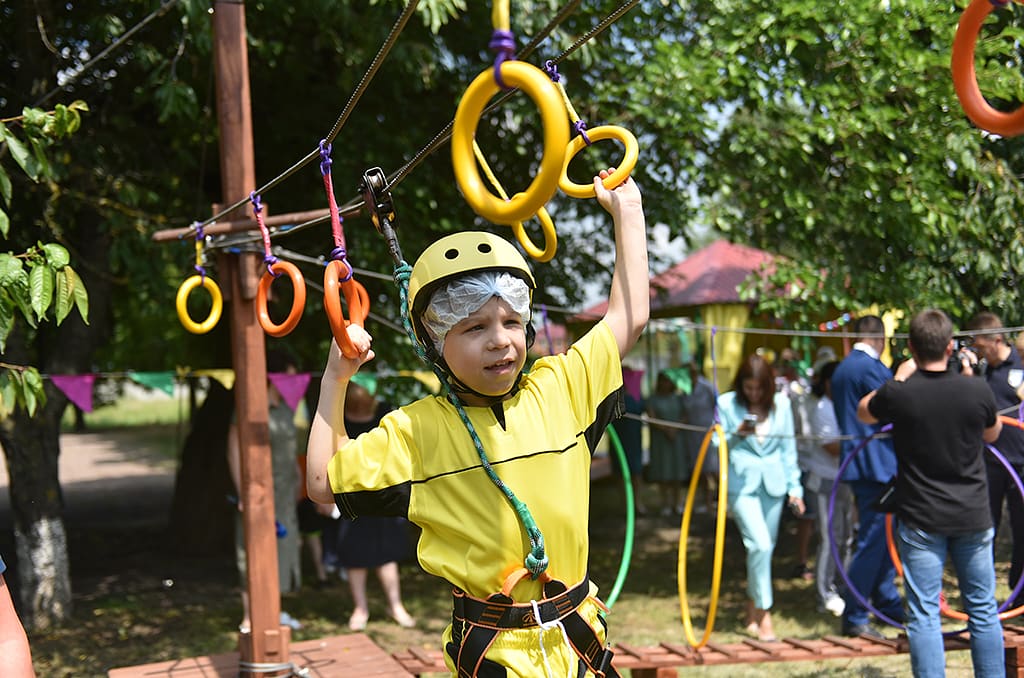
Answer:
[{"left": 445, "top": 570, "right": 620, "bottom": 677}]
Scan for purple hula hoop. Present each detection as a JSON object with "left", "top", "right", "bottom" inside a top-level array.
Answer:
[{"left": 827, "top": 425, "right": 1024, "bottom": 632}]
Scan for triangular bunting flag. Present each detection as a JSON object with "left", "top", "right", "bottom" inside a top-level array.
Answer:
[
  {"left": 51, "top": 374, "right": 96, "bottom": 413},
  {"left": 268, "top": 372, "right": 311, "bottom": 411},
  {"left": 128, "top": 371, "right": 176, "bottom": 396},
  {"left": 194, "top": 369, "right": 235, "bottom": 390}
]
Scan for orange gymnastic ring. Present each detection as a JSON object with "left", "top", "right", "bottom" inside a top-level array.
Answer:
[
  {"left": 558, "top": 125, "right": 639, "bottom": 200},
  {"left": 452, "top": 60, "right": 569, "bottom": 225},
  {"left": 323, "top": 261, "right": 370, "bottom": 359},
  {"left": 176, "top": 274, "right": 223, "bottom": 335},
  {"left": 256, "top": 260, "right": 306, "bottom": 337},
  {"left": 951, "top": 0, "right": 1024, "bottom": 137}
]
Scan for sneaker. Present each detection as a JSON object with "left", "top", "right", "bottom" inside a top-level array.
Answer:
[
  {"left": 790, "top": 563, "right": 813, "bottom": 581},
  {"left": 842, "top": 623, "right": 885, "bottom": 639},
  {"left": 823, "top": 594, "right": 846, "bottom": 617},
  {"left": 280, "top": 611, "right": 303, "bottom": 630}
]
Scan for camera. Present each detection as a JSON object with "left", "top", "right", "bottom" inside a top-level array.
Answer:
[{"left": 948, "top": 340, "right": 985, "bottom": 376}]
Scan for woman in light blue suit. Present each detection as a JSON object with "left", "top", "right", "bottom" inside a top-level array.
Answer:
[{"left": 717, "top": 354, "right": 805, "bottom": 641}]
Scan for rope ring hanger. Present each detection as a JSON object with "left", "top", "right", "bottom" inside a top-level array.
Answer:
[
  {"left": 251, "top": 193, "right": 305, "bottom": 336},
  {"left": 176, "top": 224, "right": 223, "bottom": 334}
]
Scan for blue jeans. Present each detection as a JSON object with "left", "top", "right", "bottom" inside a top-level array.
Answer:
[
  {"left": 843, "top": 482, "right": 903, "bottom": 626},
  {"left": 897, "top": 522, "right": 1004, "bottom": 678}
]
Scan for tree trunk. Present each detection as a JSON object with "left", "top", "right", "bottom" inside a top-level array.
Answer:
[{"left": 0, "top": 328, "right": 71, "bottom": 630}]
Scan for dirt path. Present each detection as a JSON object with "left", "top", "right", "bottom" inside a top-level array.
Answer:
[{"left": 0, "top": 427, "right": 178, "bottom": 528}]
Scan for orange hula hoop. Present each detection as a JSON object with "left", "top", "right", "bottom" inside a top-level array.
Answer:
[
  {"left": 951, "top": 0, "right": 1024, "bottom": 137},
  {"left": 323, "top": 260, "right": 370, "bottom": 359},
  {"left": 256, "top": 260, "right": 306, "bottom": 337}
]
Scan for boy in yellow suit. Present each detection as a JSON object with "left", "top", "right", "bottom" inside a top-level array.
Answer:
[{"left": 306, "top": 168, "right": 648, "bottom": 677}]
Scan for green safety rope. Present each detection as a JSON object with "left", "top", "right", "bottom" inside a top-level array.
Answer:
[{"left": 392, "top": 262, "right": 548, "bottom": 578}]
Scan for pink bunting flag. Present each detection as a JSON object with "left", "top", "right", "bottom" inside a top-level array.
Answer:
[
  {"left": 267, "top": 372, "right": 311, "bottom": 411},
  {"left": 51, "top": 374, "right": 96, "bottom": 413},
  {"left": 622, "top": 367, "right": 644, "bottom": 402}
]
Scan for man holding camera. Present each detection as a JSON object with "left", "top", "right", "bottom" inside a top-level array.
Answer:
[{"left": 967, "top": 311, "right": 1024, "bottom": 612}]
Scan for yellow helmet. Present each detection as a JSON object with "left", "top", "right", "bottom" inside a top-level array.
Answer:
[{"left": 408, "top": 231, "right": 535, "bottom": 355}]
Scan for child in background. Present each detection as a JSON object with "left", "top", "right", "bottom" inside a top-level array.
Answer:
[{"left": 306, "top": 169, "right": 648, "bottom": 677}]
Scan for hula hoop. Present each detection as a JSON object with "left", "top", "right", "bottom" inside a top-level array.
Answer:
[
  {"left": 558, "top": 125, "right": 639, "bottom": 199},
  {"left": 256, "top": 260, "right": 306, "bottom": 337},
  {"left": 176, "top": 274, "right": 223, "bottom": 334},
  {"left": 951, "top": 0, "right": 1024, "bottom": 137},
  {"left": 677, "top": 423, "right": 729, "bottom": 648},
  {"left": 882, "top": 427, "right": 1024, "bottom": 622},
  {"left": 830, "top": 425, "right": 971, "bottom": 635},
  {"left": 451, "top": 60, "right": 568, "bottom": 225},
  {"left": 602, "top": 424, "right": 635, "bottom": 610},
  {"left": 323, "top": 261, "right": 370, "bottom": 359}
]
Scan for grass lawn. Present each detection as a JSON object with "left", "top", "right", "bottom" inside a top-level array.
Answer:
[{"left": 20, "top": 425, "right": 1014, "bottom": 677}]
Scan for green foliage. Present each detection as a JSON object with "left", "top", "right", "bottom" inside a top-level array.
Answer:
[
  {"left": 591, "top": 0, "right": 1024, "bottom": 329},
  {"left": 0, "top": 102, "right": 90, "bottom": 415}
]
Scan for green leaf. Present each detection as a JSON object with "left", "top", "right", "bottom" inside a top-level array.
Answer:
[
  {"left": 0, "top": 295, "right": 13, "bottom": 352},
  {"left": 54, "top": 268, "right": 72, "bottom": 324},
  {"left": 22, "top": 367, "right": 44, "bottom": 417},
  {"left": 0, "top": 166, "right": 10, "bottom": 206},
  {"left": 65, "top": 265, "right": 89, "bottom": 324},
  {"left": 28, "top": 262, "right": 53, "bottom": 320},
  {"left": 40, "top": 243, "right": 70, "bottom": 268},
  {"left": 0, "top": 208, "right": 8, "bottom": 239},
  {"left": 0, "top": 253, "right": 22, "bottom": 285},
  {"left": 0, "top": 124, "right": 41, "bottom": 181}
]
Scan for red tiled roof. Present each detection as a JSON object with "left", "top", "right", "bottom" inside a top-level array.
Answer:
[
  {"left": 576, "top": 240, "right": 776, "bottom": 319},
  {"left": 649, "top": 239, "right": 775, "bottom": 310}
]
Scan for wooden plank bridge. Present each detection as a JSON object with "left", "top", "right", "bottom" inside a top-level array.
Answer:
[
  {"left": 392, "top": 626, "right": 1024, "bottom": 677},
  {"left": 108, "top": 626, "right": 1024, "bottom": 677}
]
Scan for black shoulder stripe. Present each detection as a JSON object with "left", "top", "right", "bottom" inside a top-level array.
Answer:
[
  {"left": 335, "top": 481, "right": 412, "bottom": 519},
  {"left": 584, "top": 386, "right": 625, "bottom": 455}
]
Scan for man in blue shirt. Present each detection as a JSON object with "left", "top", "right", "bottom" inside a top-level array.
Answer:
[{"left": 831, "top": 315, "right": 903, "bottom": 637}]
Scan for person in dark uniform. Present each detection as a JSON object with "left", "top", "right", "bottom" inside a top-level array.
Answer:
[{"left": 967, "top": 311, "right": 1024, "bottom": 610}]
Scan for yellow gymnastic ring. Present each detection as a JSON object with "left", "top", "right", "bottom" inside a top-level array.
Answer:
[
  {"left": 508, "top": 196, "right": 557, "bottom": 262},
  {"left": 559, "top": 125, "right": 639, "bottom": 200},
  {"left": 176, "top": 275, "right": 223, "bottom": 335},
  {"left": 678, "top": 423, "right": 729, "bottom": 649},
  {"left": 452, "top": 60, "right": 569, "bottom": 225}
]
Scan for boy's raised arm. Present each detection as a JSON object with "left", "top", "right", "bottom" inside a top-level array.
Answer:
[
  {"left": 306, "top": 327, "right": 374, "bottom": 504},
  {"left": 594, "top": 169, "right": 649, "bottom": 358}
]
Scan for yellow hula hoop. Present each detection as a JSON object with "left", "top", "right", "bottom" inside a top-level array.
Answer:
[
  {"left": 452, "top": 60, "right": 569, "bottom": 225},
  {"left": 559, "top": 125, "right": 639, "bottom": 199},
  {"left": 176, "top": 274, "right": 223, "bottom": 334},
  {"left": 473, "top": 137, "right": 558, "bottom": 261},
  {"left": 678, "top": 423, "right": 729, "bottom": 648}
]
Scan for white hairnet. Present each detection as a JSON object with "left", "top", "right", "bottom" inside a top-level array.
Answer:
[{"left": 422, "top": 271, "right": 531, "bottom": 354}]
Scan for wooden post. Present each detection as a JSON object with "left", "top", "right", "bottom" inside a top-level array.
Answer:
[{"left": 210, "top": 0, "right": 290, "bottom": 672}]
